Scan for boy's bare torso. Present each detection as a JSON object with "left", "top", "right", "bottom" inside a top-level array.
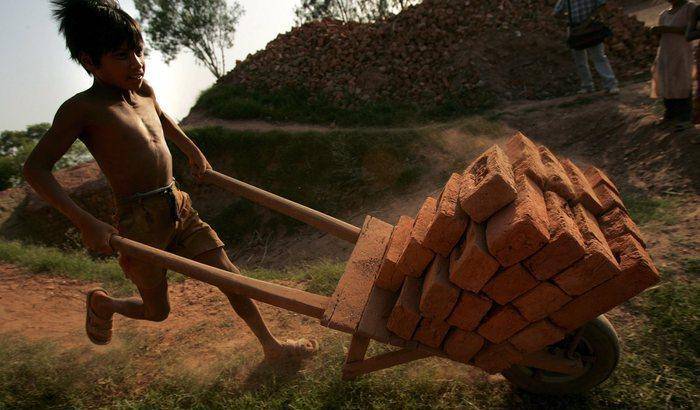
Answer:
[{"left": 72, "top": 84, "right": 173, "bottom": 199}]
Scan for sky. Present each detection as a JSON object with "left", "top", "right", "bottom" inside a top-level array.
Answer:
[{"left": 0, "top": 0, "right": 298, "bottom": 131}]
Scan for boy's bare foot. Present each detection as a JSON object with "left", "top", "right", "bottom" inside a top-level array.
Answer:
[
  {"left": 264, "top": 338, "right": 319, "bottom": 362},
  {"left": 85, "top": 288, "right": 113, "bottom": 345}
]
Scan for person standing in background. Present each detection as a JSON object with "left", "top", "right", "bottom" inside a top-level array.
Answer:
[
  {"left": 651, "top": 0, "right": 696, "bottom": 132},
  {"left": 554, "top": 0, "right": 620, "bottom": 95},
  {"left": 685, "top": 3, "right": 700, "bottom": 125}
]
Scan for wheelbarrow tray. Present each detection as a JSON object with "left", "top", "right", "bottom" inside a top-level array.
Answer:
[{"left": 320, "top": 215, "right": 583, "bottom": 379}]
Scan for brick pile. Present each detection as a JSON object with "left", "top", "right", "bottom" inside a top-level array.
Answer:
[
  {"left": 219, "top": 0, "right": 655, "bottom": 113},
  {"left": 376, "top": 132, "right": 658, "bottom": 373}
]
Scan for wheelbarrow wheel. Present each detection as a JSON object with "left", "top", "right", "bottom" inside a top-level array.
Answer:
[{"left": 502, "top": 315, "right": 620, "bottom": 395}]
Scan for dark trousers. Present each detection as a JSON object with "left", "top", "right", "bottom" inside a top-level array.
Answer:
[{"left": 664, "top": 97, "right": 692, "bottom": 122}]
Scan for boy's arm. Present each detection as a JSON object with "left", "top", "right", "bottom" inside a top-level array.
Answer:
[
  {"left": 23, "top": 100, "right": 117, "bottom": 254},
  {"left": 144, "top": 82, "right": 212, "bottom": 181},
  {"left": 160, "top": 110, "right": 212, "bottom": 180}
]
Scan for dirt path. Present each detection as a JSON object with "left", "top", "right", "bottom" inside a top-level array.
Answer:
[{"left": 0, "top": 263, "right": 333, "bottom": 375}]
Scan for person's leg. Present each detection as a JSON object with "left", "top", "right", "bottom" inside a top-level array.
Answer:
[
  {"left": 589, "top": 43, "right": 618, "bottom": 91},
  {"left": 90, "top": 256, "right": 171, "bottom": 322},
  {"left": 664, "top": 98, "right": 675, "bottom": 121},
  {"left": 679, "top": 97, "right": 693, "bottom": 123},
  {"left": 572, "top": 48, "right": 594, "bottom": 92},
  {"left": 695, "top": 49, "right": 700, "bottom": 124},
  {"left": 673, "top": 97, "right": 694, "bottom": 130},
  {"left": 192, "top": 247, "right": 316, "bottom": 359}
]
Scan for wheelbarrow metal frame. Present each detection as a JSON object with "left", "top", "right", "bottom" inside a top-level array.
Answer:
[{"left": 109, "top": 170, "right": 588, "bottom": 380}]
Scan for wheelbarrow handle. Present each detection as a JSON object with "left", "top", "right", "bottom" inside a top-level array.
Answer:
[
  {"left": 202, "top": 170, "right": 361, "bottom": 244},
  {"left": 110, "top": 235, "right": 329, "bottom": 319}
]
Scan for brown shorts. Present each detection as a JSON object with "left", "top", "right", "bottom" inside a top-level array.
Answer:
[{"left": 113, "top": 183, "right": 225, "bottom": 289}]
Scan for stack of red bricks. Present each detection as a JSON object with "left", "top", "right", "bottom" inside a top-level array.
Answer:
[{"left": 377, "top": 132, "right": 658, "bottom": 373}]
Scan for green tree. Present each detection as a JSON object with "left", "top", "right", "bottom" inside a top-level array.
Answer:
[
  {"left": 0, "top": 123, "right": 92, "bottom": 190},
  {"left": 295, "top": 0, "right": 420, "bottom": 24},
  {"left": 134, "top": 0, "right": 245, "bottom": 79}
]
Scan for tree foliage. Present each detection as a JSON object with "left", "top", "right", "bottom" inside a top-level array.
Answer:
[
  {"left": 134, "top": 0, "right": 244, "bottom": 79},
  {"left": 295, "top": 0, "right": 421, "bottom": 24},
  {"left": 0, "top": 123, "right": 92, "bottom": 190}
]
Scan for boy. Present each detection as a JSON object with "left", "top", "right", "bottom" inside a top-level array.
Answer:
[{"left": 23, "top": 0, "right": 316, "bottom": 360}]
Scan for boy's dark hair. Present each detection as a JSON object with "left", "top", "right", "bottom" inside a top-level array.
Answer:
[{"left": 51, "top": 0, "right": 143, "bottom": 73}]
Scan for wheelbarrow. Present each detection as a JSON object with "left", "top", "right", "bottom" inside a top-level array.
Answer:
[{"left": 108, "top": 169, "right": 621, "bottom": 395}]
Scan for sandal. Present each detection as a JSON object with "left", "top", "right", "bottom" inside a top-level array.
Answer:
[
  {"left": 265, "top": 338, "right": 319, "bottom": 362},
  {"left": 85, "top": 288, "right": 113, "bottom": 345}
]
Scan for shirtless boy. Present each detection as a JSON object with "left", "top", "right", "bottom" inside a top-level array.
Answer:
[{"left": 23, "top": 0, "right": 316, "bottom": 360}]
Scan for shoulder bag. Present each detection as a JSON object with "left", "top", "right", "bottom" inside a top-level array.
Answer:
[{"left": 566, "top": 0, "right": 613, "bottom": 50}]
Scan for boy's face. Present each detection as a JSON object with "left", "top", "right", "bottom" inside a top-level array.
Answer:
[{"left": 87, "top": 41, "right": 146, "bottom": 92}]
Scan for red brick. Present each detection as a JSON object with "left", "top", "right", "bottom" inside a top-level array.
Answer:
[
  {"left": 486, "top": 176, "right": 550, "bottom": 267},
  {"left": 420, "top": 256, "right": 461, "bottom": 320},
  {"left": 473, "top": 342, "right": 523, "bottom": 374},
  {"left": 593, "top": 183, "right": 625, "bottom": 214},
  {"left": 524, "top": 192, "right": 586, "bottom": 280},
  {"left": 572, "top": 203, "right": 611, "bottom": 247},
  {"left": 553, "top": 204, "right": 620, "bottom": 295},
  {"left": 413, "top": 317, "right": 451, "bottom": 348},
  {"left": 396, "top": 197, "right": 437, "bottom": 277},
  {"left": 424, "top": 173, "right": 470, "bottom": 256},
  {"left": 504, "top": 132, "right": 548, "bottom": 187},
  {"left": 512, "top": 282, "right": 572, "bottom": 322},
  {"left": 323, "top": 217, "right": 393, "bottom": 333},
  {"left": 443, "top": 329, "right": 485, "bottom": 364},
  {"left": 551, "top": 237, "right": 659, "bottom": 330},
  {"left": 477, "top": 306, "right": 529, "bottom": 343},
  {"left": 449, "top": 220, "right": 500, "bottom": 291},
  {"left": 584, "top": 165, "right": 620, "bottom": 196},
  {"left": 605, "top": 235, "right": 658, "bottom": 279},
  {"left": 615, "top": 236, "right": 658, "bottom": 277},
  {"left": 510, "top": 320, "right": 567, "bottom": 353},
  {"left": 538, "top": 146, "right": 576, "bottom": 201},
  {"left": 561, "top": 159, "right": 604, "bottom": 215},
  {"left": 447, "top": 292, "right": 493, "bottom": 331},
  {"left": 386, "top": 276, "right": 422, "bottom": 340},
  {"left": 482, "top": 263, "right": 538, "bottom": 305},
  {"left": 459, "top": 145, "right": 518, "bottom": 223},
  {"left": 554, "top": 240, "right": 619, "bottom": 296},
  {"left": 375, "top": 215, "right": 414, "bottom": 292},
  {"left": 599, "top": 207, "right": 645, "bottom": 247}
]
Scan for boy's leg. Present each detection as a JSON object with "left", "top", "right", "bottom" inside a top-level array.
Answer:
[
  {"left": 192, "top": 247, "right": 317, "bottom": 360},
  {"left": 589, "top": 43, "right": 618, "bottom": 91},
  {"left": 572, "top": 48, "right": 594, "bottom": 91},
  {"left": 90, "top": 256, "right": 171, "bottom": 323}
]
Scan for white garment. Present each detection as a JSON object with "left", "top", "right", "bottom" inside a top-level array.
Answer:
[{"left": 651, "top": 2, "right": 696, "bottom": 99}]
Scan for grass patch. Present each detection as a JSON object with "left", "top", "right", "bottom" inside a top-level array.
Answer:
[
  {"left": 0, "top": 239, "right": 134, "bottom": 294},
  {"left": 240, "top": 259, "right": 345, "bottom": 297},
  {"left": 194, "top": 84, "right": 497, "bottom": 127},
  {"left": 600, "top": 275, "right": 700, "bottom": 407},
  {"left": 622, "top": 193, "right": 681, "bottom": 225},
  {"left": 0, "top": 239, "right": 344, "bottom": 297}
]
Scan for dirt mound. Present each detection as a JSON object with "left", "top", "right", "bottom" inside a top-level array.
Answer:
[
  {"left": 217, "top": 0, "right": 654, "bottom": 113},
  {"left": 0, "top": 162, "right": 112, "bottom": 248}
]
